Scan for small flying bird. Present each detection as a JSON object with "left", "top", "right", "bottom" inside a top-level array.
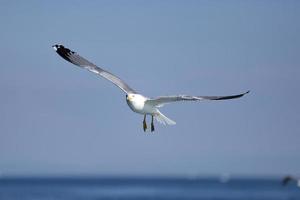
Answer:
[{"left": 52, "top": 44, "right": 249, "bottom": 132}]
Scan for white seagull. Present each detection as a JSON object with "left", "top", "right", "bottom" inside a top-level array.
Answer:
[{"left": 52, "top": 44, "right": 249, "bottom": 132}]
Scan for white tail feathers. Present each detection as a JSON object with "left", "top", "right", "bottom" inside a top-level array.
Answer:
[{"left": 155, "top": 112, "right": 176, "bottom": 125}]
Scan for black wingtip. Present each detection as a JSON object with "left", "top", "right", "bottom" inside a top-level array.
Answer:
[
  {"left": 212, "top": 90, "right": 250, "bottom": 100},
  {"left": 52, "top": 44, "right": 64, "bottom": 51},
  {"left": 52, "top": 44, "right": 75, "bottom": 62},
  {"left": 238, "top": 90, "right": 250, "bottom": 98}
]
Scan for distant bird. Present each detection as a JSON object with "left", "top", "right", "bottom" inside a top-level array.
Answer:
[
  {"left": 52, "top": 44, "right": 249, "bottom": 132},
  {"left": 282, "top": 175, "right": 300, "bottom": 187}
]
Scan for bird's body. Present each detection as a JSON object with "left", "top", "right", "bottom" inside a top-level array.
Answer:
[
  {"left": 52, "top": 44, "right": 249, "bottom": 132},
  {"left": 126, "top": 94, "right": 151, "bottom": 115},
  {"left": 126, "top": 93, "right": 176, "bottom": 129}
]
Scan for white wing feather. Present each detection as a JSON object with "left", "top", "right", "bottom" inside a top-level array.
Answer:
[
  {"left": 146, "top": 91, "right": 249, "bottom": 107},
  {"left": 53, "top": 44, "right": 136, "bottom": 94}
]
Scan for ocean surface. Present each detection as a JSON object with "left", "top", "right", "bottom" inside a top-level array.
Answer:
[{"left": 0, "top": 177, "right": 299, "bottom": 200}]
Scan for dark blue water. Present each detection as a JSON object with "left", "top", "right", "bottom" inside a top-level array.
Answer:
[{"left": 0, "top": 177, "right": 299, "bottom": 200}]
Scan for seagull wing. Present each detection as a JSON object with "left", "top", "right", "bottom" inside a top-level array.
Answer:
[
  {"left": 146, "top": 91, "right": 249, "bottom": 107},
  {"left": 52, "top": 44, "right": 136, "bottom": 94}
]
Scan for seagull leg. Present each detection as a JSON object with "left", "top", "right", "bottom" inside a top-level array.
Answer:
[
  {"left": 143, "top": 114, "right": 147, "bottom": 132},
  {"left": 151, "top": 115, "right": 155, "bottom": 132}
]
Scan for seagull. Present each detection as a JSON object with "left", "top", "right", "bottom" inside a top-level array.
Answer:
[{"left": 52, "top": 44, "right": 249, "bottom": 132}]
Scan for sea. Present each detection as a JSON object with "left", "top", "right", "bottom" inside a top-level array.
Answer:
[{"left": 0, "top": 177, "right": 299, "bottom": 200}]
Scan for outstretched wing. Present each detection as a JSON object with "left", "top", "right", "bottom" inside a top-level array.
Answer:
[
  {"left": 146, "top": 91, "right": 249, "bottom": 107},
  {"left": 52, "top": 44, "right": 136, "bottom": 94}
]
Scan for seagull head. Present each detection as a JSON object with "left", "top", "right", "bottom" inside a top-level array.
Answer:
[
  {"left": 126, "top": 94, "right": 147, "bottom": 104},
  {"left": 126, "top": 93, "right": 136, "bottom": 101}
]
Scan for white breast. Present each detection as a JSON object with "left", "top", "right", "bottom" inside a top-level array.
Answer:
[{"left": 126, "top": 94, "right": 157, "bottom": 115}]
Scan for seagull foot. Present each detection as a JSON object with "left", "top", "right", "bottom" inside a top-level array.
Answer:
[
  {"left": 143, "top": 121, "right": 147, "bottom": 132},
  {"left": 151, "top": 115, "right": 155, "bottom": 132},
  {"left": 151, "top": 123, "right": 155, "bottom": 132}
]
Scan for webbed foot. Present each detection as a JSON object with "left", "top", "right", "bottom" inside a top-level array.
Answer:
[{"left": 151, "top": 115, "right": 155, "bottom": 132}]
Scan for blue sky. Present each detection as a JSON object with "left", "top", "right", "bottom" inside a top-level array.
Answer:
[{"left": 0, "top": 0, "right": 299, "bottom": 177}]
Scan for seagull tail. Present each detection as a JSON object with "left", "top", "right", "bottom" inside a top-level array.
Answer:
[{"left": 155, "top": 111, "right": 176, "bottom": 126}]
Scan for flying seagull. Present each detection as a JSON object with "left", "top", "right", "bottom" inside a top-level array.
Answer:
[{"left": 52, "top": 44, "right": 249, "bottom": 132}]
